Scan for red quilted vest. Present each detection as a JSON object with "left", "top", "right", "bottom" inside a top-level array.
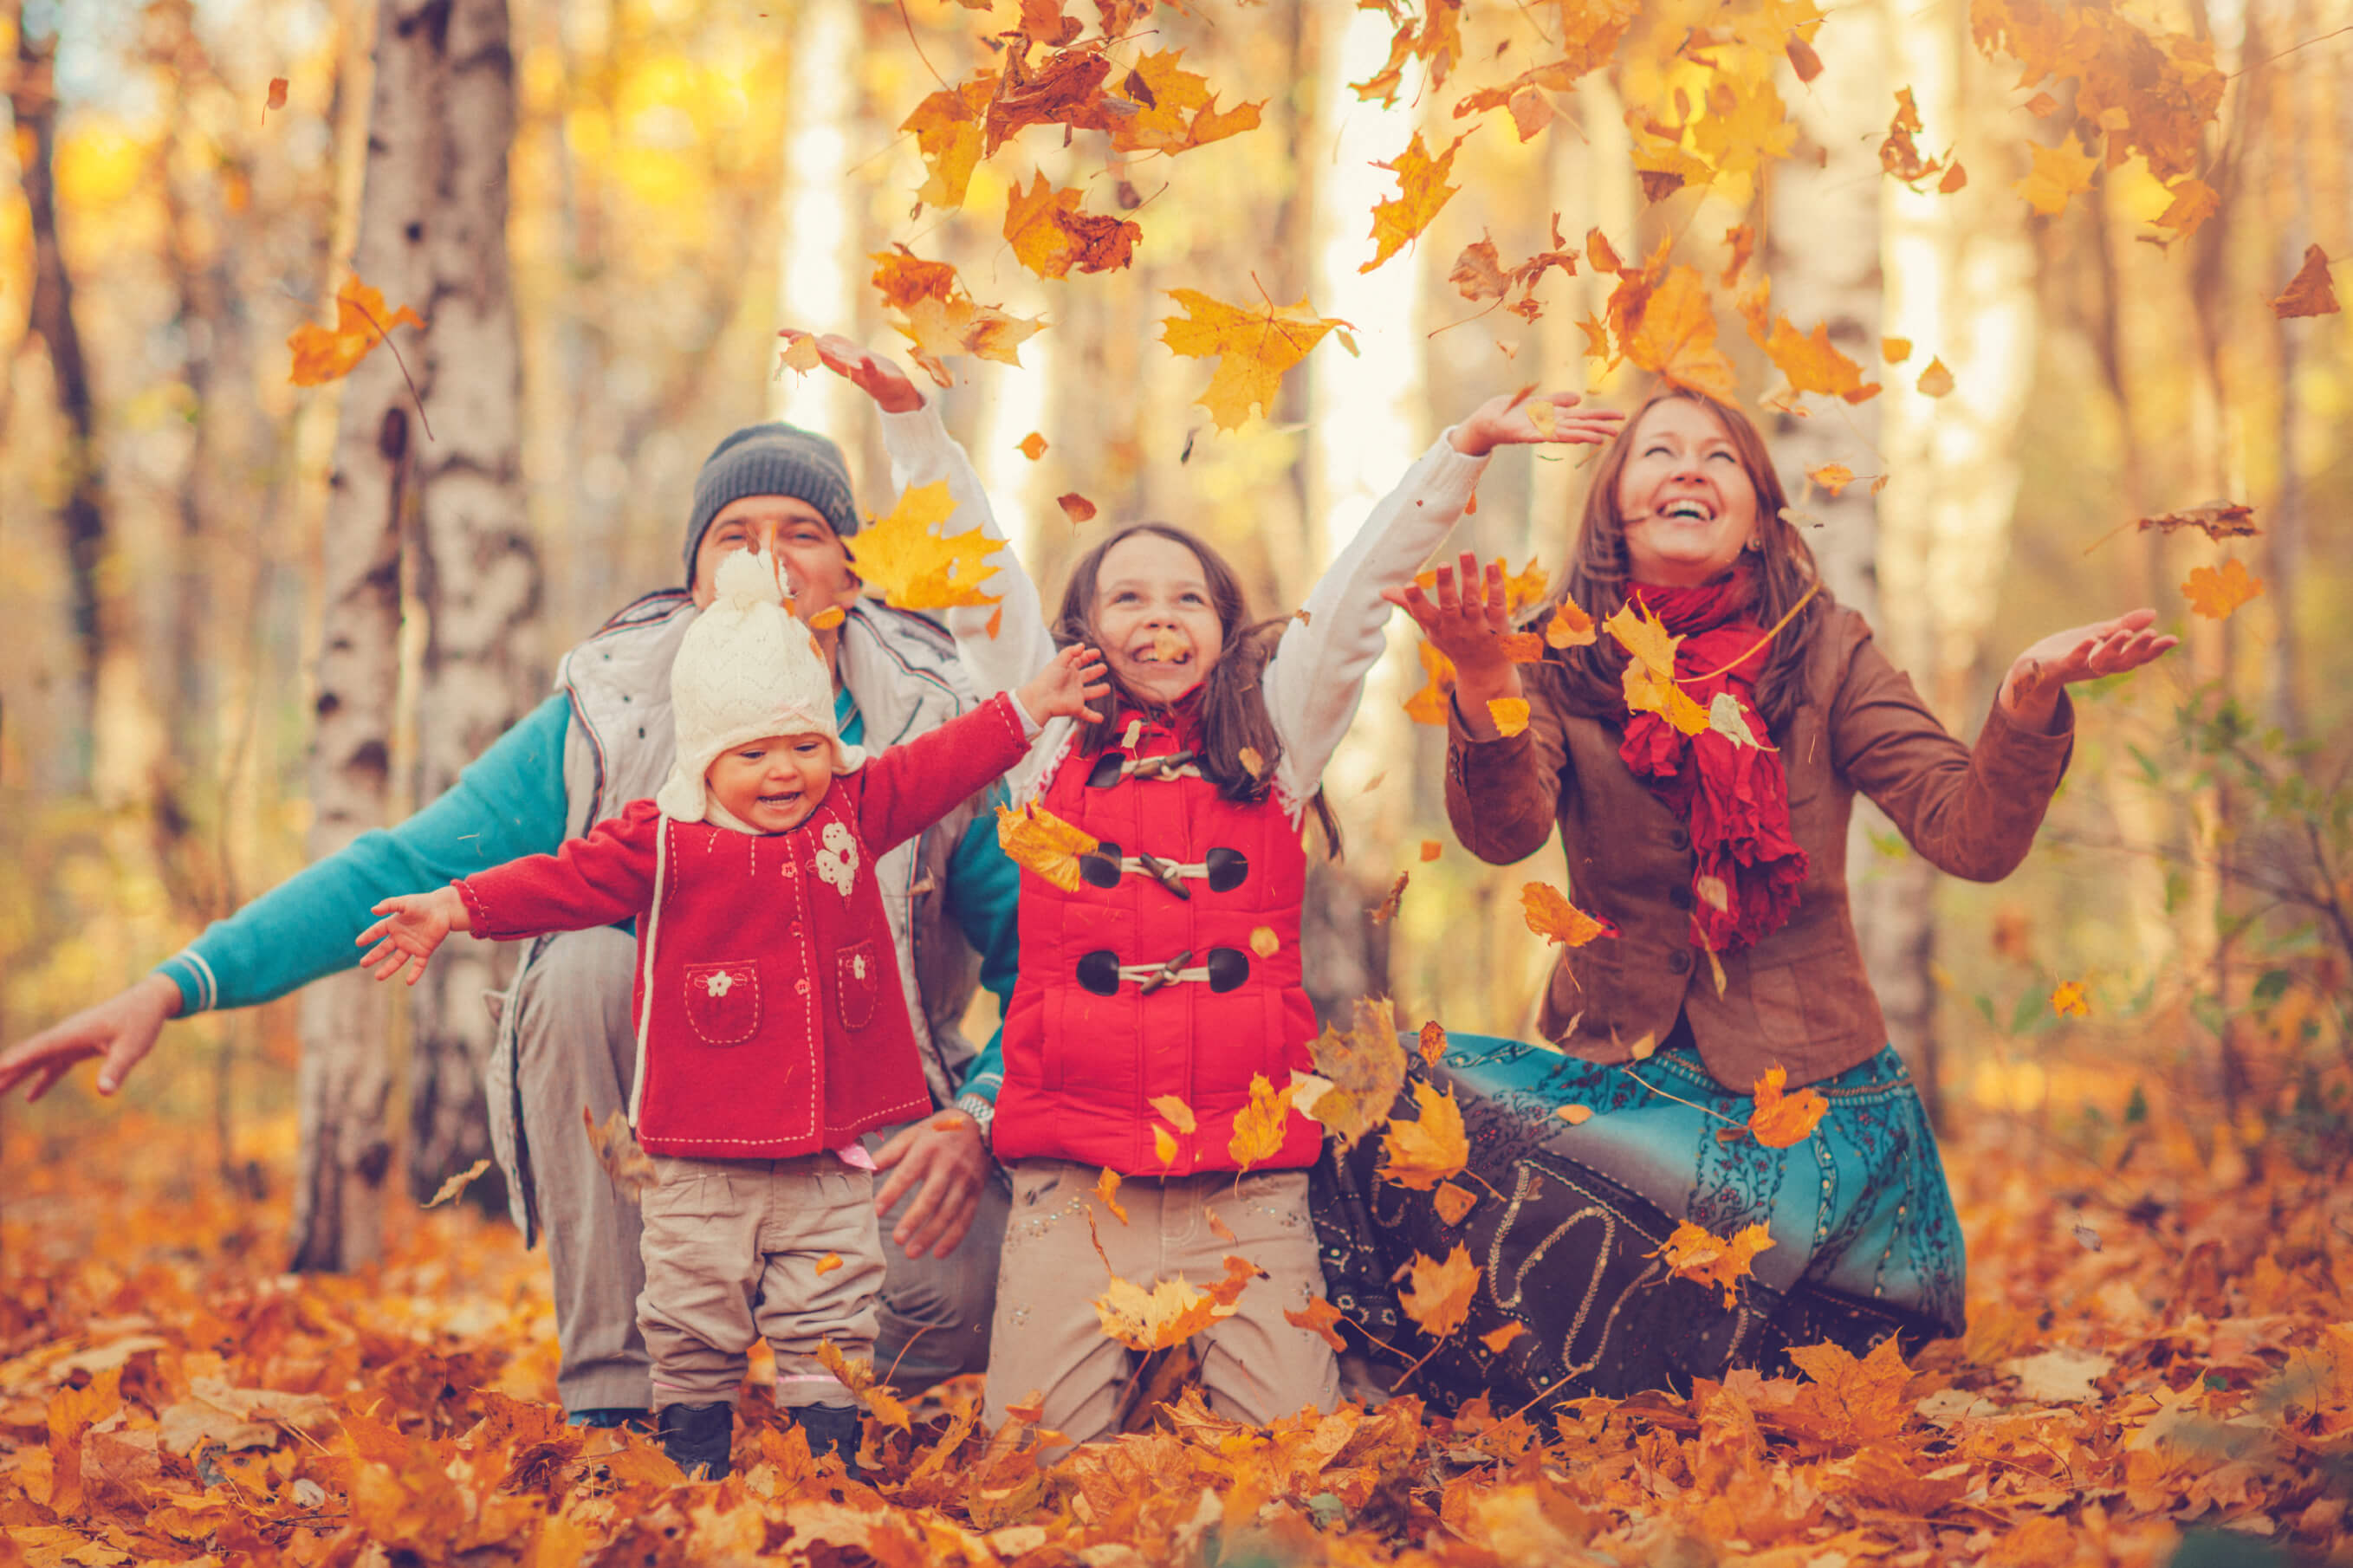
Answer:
[{"left": 989, "top": 695, "right": 1323, "bottom": 1176}]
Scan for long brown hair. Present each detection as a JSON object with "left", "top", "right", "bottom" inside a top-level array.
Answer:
[
  {"left": 1053, "top": 522, "right": 1342, "bottom": 855},
  {"left": 1546, "top": 386, "right": 1827, "bottom": 734}
]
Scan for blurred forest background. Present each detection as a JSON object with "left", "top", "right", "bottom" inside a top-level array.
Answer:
[{"left": 0, "top": 0, "right": 2346, "bottom": 1270}]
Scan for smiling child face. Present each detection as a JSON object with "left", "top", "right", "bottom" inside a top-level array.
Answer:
[
  {"left": 1090, "top": 530, "right": 1227, "bottom": 707},
  {"left": 703, "top": 732, "right": 836, "bottom": 833}
]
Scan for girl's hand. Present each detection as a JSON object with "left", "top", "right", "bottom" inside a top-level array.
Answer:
[
  {"left": 815, "top": 334, "right": 924, "bottom": 414},
  {"left": 356, "top": 888, "right": 471, "bottom": 986},
  {"left": 1449, "top": 390, "right": 1624, "bottom": 458},
  {"left": 1381, "top": 551, "right": 1526, "bottom": 739},
  {"left": 1999, "top": 608, "right": 2178, "bottom": 732},
  {"left": 1015, "top": 645, "right": 1111, "bottom": 727}
]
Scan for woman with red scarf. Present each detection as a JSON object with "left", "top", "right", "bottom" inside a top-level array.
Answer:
[{"left": 1312, "top": 386, "right": 2175, "bottom": 1411}]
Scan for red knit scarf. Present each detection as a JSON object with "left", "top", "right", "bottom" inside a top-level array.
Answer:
[{"left": 1615, "top": 569, "right": 1806, "bottom": 955}]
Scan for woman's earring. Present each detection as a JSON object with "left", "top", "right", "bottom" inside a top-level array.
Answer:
[{"left": 1743, "top": 535, "right": 1762, "bottom": 553}]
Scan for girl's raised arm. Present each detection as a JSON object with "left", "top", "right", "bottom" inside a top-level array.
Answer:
[{"left": 1261, "top": 390, "right": 1623, "bottom": 804}]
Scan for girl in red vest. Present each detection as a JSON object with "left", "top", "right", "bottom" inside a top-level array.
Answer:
[
  {"left": 355, "top": 548, "right": 1105, "bottom": 1479},
  {"left": 943, "top": 390, "right": 1625, "bottom": 1442}
]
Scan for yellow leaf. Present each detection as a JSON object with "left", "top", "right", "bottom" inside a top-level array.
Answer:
[
  {"left": 1152, "top": 1124, "right": 1179, "bottom": 1167},
  {"left": 815, "top": 1339, "right": 911, "bottom": 1429},
  {"left": 288, "top": 275, "right": 423, "bottom": 386},
  {"left": 1915, "top": 357, "right": 1955, "bottom": 398},
  {"left": 1228, "top": 1072, "right": 1299, "bottom": 1171},
  {"left": 1624, "top": 265, "right": 1737, "bottom": 403},
  {"left": 2182, "top": 559, "right": 2265, "bottom": 621},
  {"left": 1808, "top": 462, "right": 1857, "bottom": 496},
  {"left": 1557, "top": 1104, "right": 1594, "bottom": 1125},
  {"left": 899, "top": 75, "right": 992, "bottom": 210},
  {"left": 1397, "top": 1244, "right": 1480, "bottom": 1338},
  {"left": 1363, "top": 131, "right": 1468, "bottom": 274},
  {"left": 1545, "top": 597, "right": 1597, "bottom": 649},
  {"left": 1108, "top": 49, "right": 1261, "bottom": 156},
  {"left": 995, "top": 802, "right": 1100, "bottom": 893},
  {"left": 806, "top": 605, "right": 846, "bottom": 631},
  {"left": 1432, "top": 1181, "right": 1477, "bottom": 1227},
  {"left": 1403, "top": 638, "right": 1456, "bottom": 725},
  {"left": 1092, "top": 1274, "right": 1234, "bottom": 1352},
  {"left": 1236, "top": 745, "right": 1266, "bottom": 779},
  {"left": 1249, "top": 926, "right": 1280, "bottom": 959},
  {"left": 2013, "top": 139, "right": 2099, "bottom": 217},
  {"left": 1002, "top": 170, "right": 1139, "bottom": 280},
  {"left": 853, "top": 479, "right": 1001, "bottom": 612},
  {"left": 2051, "top": 980, "right": 2090, "bottom": 1019},
  {"left": 1309, "top": 996, "right": 1405, "bottom": 1150},
  {"left": 1602, "top": 599, "right": 1705, "bottom": 736},
  {"left": 1151, "top": 1094, "right": 1198, "bottom": 1135},
  {"left": 1488, "top": 697, "right": 1530, "bottom": 737},
  {"left": 1747, "top": 1066, "right": 1830, "bottom": 1148},
  {"left": 1161, "top": 288, "right": 1350, "bottom": 432},
  {"left": 893, "top": 293, "right": 1044, "bottom": 385},
  {"left": 1654, "top": 1221, "right": 1775, "bottom": 1307},
  {"left": 1708, "top": 692, "right": 1767, "bottom": 749},
  {"left": 1520, "top": 882, "right": 1616, "bottom": 947},
  {"left": 1380, "top": 1080, "right": 1469, "bottom": 1191},
  {"left": 1882, "top": 336, "right": 1913, "bottom": 362},
  {"left": 423, "top": 1158, "right": 491, "bottom": 1209},
  {"left": 776, "top": 327, "right": 822, "bottom": 376},
  {"left": 1095, "top": 1167, "right": 1128, "bottom": 1225},
  {"left": 815, "top": 1252, "right": 843, "bottom": 1275},
  {"left": 1627, "top": 1031, "right": 1657, "bottom": 1061},
  {"left": 1016, "top": 431, "right": 1048, "bottom": 461}
]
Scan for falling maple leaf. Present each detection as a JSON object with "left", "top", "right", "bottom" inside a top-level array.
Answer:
[
  {"left": 1654, "top": 1220, "right": 1775, "bottom": 1307},
  {"left": 1228, "top": 1072, "right": 1299, "bottom": 1171},
  {"left": 852, "top": 479, "right": 1001, "bottom": 612},
  {"left": 582, "top": 1107, "right": 656, "bottom": 1201},
  {"left": 2182, "top": 560, "right": 2264, "bottom": 621},
  {"left": 1371, "top": 871, "right": 1410, "bottom": 925},
  {"left": 1093, "top": 1260, "right": 1254, "bottom": 1352},
  {"left": 2139, "top": 502, "right": 2257, "bottom": 541},
  {"left": 1623, "top": 265, "right": 1738, "bottom": 403},
  {"left": 1003, "top": 171, "right": 1141, "bottom": 280},
  {"left": 900, "top": 75, "right": 994, "bottom": 210},
  {"left": 1363, "top": 131, "right": 1468, "bottom": 274},
  {"left": 776, "top": 328, "right": 821, "bottom": 377},
  {"left": 1057, "top": 493, "right": 1098, "bottom": 525},
  {"left": 422, "top": 1158, "right": 491, "bottom": 1210},
  {"left": 1883, "top": 336, "right": 1913, "bottom": 362},
  {"left": 995, "top": 801, "right": 1100, "bottom": 892},
  {"left": 1016, "top": 431, "right": 1048, "bottom": 461},
  {"left": 1747, "top": 1067, "right": 1830, "bottom": 1148},
  {"left": 288, "top": 275, "right": 423, "bottom": 386},
  {"left": 1106, "top": 49, "right": 1261, "bottom": 156},
  {"left": 1380, "top": 1080, "right": 1469, "bottom": 1191},
  {"left": 1546, "top": 598, "right": 1598, "bottom": 649},
  {"left": 1307, "top": 996, "right": 1405, "bottom": 1150},
  {"left": 1418, "top": 840, "right": 1442, "bottom": 863},
  {"left": 894, "top": 294, "right": 1045, "bottom": 388},
  {"left": 2013, "top": 139, "right": 2099, "bottom": 217},
  {"left": 1915, "top": 357, "right": 1956, "bottom": 398},
  {"left": 1160, "top": 288, "right": 1350, "bottom": 432},
  {"left": 1397, "top": 1244, "right": 1480, "bottom": 1338},
  {"left": 1878, "top": 87, "right": 1956, "bottom": 190},
  {"left": 815, "top": 1339, "right": 911, "bottom": 1429},
  {"left": 1521, "top": 882, "right": 1617, "bottom": 947},
  {"left": 1603, "top": 598, "right": 1715, "bottom": 735},
  {"left": 1432, "top": 1182, "right": 1478, "bottom": 1227},
  {"left": 1095, "top": 1167, "right": 1128, "bottom": 1224},
  {"left": 2272, "top": 244, "right": 2339, "bottom": 318},
  {"left": 1488, "top": 697, "right": 1531, "bottom": 737},
  {"left": 2051, "top": 980, "right": 2090, "bottom": 1019},
  {"left": 1285, "top": 1295, "right": 1348, "bottom": 1353},
  {"left": 1809, "top": 463, "right": 1857, "bottom": 496}
]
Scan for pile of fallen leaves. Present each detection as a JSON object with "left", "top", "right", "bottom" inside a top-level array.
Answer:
[{"left": 3, "top": 1093, "right": 2348, "bottom": 1566}]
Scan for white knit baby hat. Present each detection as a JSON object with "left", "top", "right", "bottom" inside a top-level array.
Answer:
[{"left": 653, "top": 548, "right": 864, "bottom": 820}]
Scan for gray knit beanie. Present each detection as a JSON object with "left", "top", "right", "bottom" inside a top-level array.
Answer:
[{"left": 683, "top": 422, "right": 860, "bottom": 583}]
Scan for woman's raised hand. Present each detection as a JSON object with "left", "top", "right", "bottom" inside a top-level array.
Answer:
[
  {"left": 1382, "top": 552, "right": 1526, "bottom": 739},
  {"left": 1449, "top": 389, "right": 1624, "bottom": 458},
  {"left": 814, "top": 334, "right": 925, "bottom": 414},
  {"left": 355, "top": 887, "right": 472, "bottom": 987},
  {"left": 1999, "top": 608, "right": 2180, "bottom": 732}
]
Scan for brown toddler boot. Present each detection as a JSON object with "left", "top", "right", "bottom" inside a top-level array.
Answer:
[
  {"left": 658, "top": 1401, "right": 734, "bottom": 1481},
  {"left": 791, "top": 1404, "right": 862, "bottom": 1477}
]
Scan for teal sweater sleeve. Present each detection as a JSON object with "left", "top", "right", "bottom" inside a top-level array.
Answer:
[
  {"left": 941, "top": 800, "right": 1019, "bottom": 1104},
  {"left": 156, "top": 694, "right": 574, "bottom": 1014}
]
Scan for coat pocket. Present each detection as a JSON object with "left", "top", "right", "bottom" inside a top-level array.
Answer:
[
  {"left": 683, "top": 961, "right": 762, "bottom": 1046},
  {"left": 835, "top": 940, "right": 881, "bottom": 1032}
]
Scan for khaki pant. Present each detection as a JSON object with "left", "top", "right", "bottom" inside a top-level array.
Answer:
[
  {"left": 638, "top": 1152, "right": 885, "bottom": 1410},
  {"left": 982, "top": 1158, "right": 1340, "bottom": 1444},
  {"left": 512, "top": 926, "right": 1008, "bottom": 1412}
]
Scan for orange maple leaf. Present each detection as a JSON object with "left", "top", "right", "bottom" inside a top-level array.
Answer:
[
  {"left": 1363, "top": 131, "right": 1469, "bottom": 274},
  {"left": 1095, "top": 1167, "right": 1128, "bottom": 1224},
  {"left": 1624, "top": 265, "right": 1738, "bottom": 403},
  {"left": 1379, "top": 1079, "right": 1469, "bottom": 1191},
  {"left": 1228, "top": 1072, "right": 1300, "bottom": 1171},
  {"left": 1521, "top": 882, "right": 1616, "bottom": 947},
  {"left": 1285, "top": 1295, "right": 1349, "bottom": 1353},
  {"left": 1747, "top": 1066, "right": 1830, "bottom": 1148},
  {"left": 1397, "top": 1244, "right": 1481, "bottom": 1338},
  {"left": 288, "top": 275, "right": 423, "bottom": 386},
  {"left": 1160, "top": 288, "right": 1350, "bottom": 431},
  {"left": 1546, "top": 597, "right": 1598, "bottom": 649},
  {"left": 1654, "top": 1219, "right": 1775, "bottom": 1307},
  {"left": 815, "top": 1339, "right": 911, "bottom": 1429},
  {"left": 1092, "top": 1274, "right": 1232, "bottom": 1351},
  {"left": 1003, "top": 171, "right": 1140, "bottom": 280},
  {"left": 900, "top": 75, "right": 994, "bottom": 210},
  {"left": 2182, "top": 559, "right": 2264, "bottom": 621},
  {"left": 2272, "top": 244, "right": 2339, "bottom": 319},
  {"left": 1108, "top": 49, "right": 1261, "bottom": 155}
]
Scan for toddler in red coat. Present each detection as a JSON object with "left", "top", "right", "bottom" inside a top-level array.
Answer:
[{"left": 360, "top": 548, "right": 1103, "bottom": 1479}]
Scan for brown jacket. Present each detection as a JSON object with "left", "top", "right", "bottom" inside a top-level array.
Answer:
[{"left": 1445, "top": 603, "right": 2075, "bottom": 1090}]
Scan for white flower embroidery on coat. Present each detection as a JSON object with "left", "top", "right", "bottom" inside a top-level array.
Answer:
[
  {"left": 814, "top": 820, "right": 859, "bottom": 897},
  {"left": 852, "top": 953, "right": 867, "bottom": 980},
  {"left": 704, "top": 970, "right": 735, "bottom": 998}
]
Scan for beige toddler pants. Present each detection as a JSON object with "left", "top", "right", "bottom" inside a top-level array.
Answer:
[
  {"left": 638, "top": 1152, "right": 885, "bottom": 1410},
  {"left": 982, "top": 1158, "right": 1340, "bottom": 1444}
]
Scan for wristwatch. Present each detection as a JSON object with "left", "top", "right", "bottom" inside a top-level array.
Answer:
[{"left": 954, "top": 1092, "right": 995, "bottom": 1149}]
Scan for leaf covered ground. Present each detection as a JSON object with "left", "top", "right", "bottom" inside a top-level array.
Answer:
[{"left": 1, "top": 1100, "right": 2344, "bottom": 1568}]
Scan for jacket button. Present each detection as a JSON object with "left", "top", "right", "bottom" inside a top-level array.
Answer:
[
  {"left": 1668, "top": 949, "right": 1693, "bottom": 975},
  {"left": 1668, "top": 827, "right": 1691, "bottom": 852},
  {"left": 1669, "top": 886, "right": 1694, "bottom": 910}
]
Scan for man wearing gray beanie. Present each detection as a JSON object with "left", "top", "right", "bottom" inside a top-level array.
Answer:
[{"left": 1, "top": 338, "right": 1021, "bottom": 1428}]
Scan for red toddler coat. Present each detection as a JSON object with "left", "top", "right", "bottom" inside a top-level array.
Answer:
[
  {"left": 455, "top": 696, "right": 1027, "bottom": 1159},
  {"left": 989, "top": 695, "right": 1322, "bottom": 1177}
]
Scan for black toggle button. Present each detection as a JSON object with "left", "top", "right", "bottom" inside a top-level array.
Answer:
[
  {"left": 1077, "top": 950, "right": 1122, "bottom": 996},
  {"left": 1668, "top": 949, "right": 1694, "bottom": 975},
  {"left": 1086, "top": 752, "right": 1130, "bottom": 789},
  {"left": 1079, "top": 841, "right": 1125, "bottom": 889},
  {"left": 1202, "top": 846, "right": 1248, "bottom": 893},
  {"left": 1203, "top": 947, "right": 1251, "bottom": 993}
]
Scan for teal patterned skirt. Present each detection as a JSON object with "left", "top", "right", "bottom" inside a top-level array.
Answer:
[{"left": 1310, "top": 1032, "right": 1965, "bottom": 1411}]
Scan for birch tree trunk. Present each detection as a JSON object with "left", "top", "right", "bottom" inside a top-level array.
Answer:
[
  {"left": 293, "top": 0, "right": 535, "bottom": 1266},
  {"left": 405, "top": 0, "right": 536, "bottom": 1207}
]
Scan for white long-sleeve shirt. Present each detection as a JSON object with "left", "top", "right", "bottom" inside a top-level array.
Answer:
[{"left": 878, "top": 403, "right": 1490, "bottom": 816}]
